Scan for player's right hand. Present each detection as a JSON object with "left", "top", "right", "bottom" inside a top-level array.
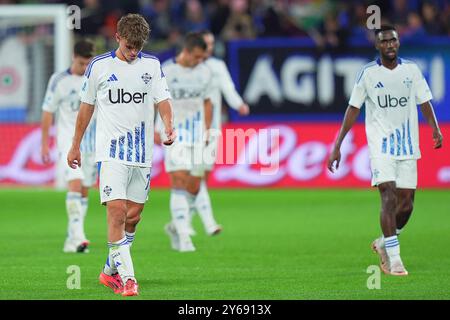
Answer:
[
  {"left": 238, "top": 103, "right": 250, "bottom": 116},
  {"left": 41, "top": 145, "right": 51, "bottom": 164},
  {"left": 163, "top": 128, "right": 176, "bottom": 146},
  {"left": 433, "top": 128, "right": 443, "bottom": 149},
  {"left": 67, "top": 146, "right": 81, "bottom": 169},
  {"left": 327, "top": 148, "right": 341, "bottom": 173}
]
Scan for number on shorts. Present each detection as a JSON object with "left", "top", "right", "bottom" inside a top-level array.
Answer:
[{"left": 145, "top": 173, "right": 151, "bottom": 191}]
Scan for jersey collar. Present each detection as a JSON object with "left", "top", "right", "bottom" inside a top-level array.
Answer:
[
  {"left": 110, "top": 50, "right": 142, "bottom": 61},
  {"left": 376, "top": 57, "right": 402, "bottom": 66}
]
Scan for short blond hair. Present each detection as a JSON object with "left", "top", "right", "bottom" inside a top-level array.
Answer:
[{"left": 117, "top": 14, "right": 150, "bottom": 49}]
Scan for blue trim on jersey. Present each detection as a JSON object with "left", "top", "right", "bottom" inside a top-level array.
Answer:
[
  {"left": 110, "top": 50, "right": 116, "bottom": 58},
  {"left": 118, "top": 135, "right": 125, "bottom": 160},
  {"left": 66, "top": 68, "right": 72, "bottom": 75},
  {"left": 396, "top": 129, "right": 401, "bottom": 156},
  {"left": 389, "top": 134, "right": 395, "bottom": 155},
  {"left": 85, "top": 52, "right": 111, "bottom": 78},
  {"left": 127, "top": 132, "right": 133, "bottom": 162},
  {"left": 355, "top": 61, "right": 377, "bottom": 84},
  {"left": 135, "top": 126, "right": 140, "bottom": 162},
  {"left": 407, "top": 119, "right": 413, "bottom": 155},
  {"left": 110, "top": 139, "right": 117, "bottom": 158},
  {"left": 381, "top": 137, "right": 387, "bottom": 154},
  {"left": 50, "top": 70, "right": 70, "bottom": 92},
  {"left": 97, "top": 162, "right": 102, "bottom": 176},
  {"left": 141, "top": 122, "right": 145, "bottom": 163},
  {"left": 376, "top": 57, "right": 402, "bottom": 66},
  {"left": 401, "top": 123, "right": 407, "bottom": 155},
  {"left": 141, "top": 52, "right": 160, "bottom": 61}
]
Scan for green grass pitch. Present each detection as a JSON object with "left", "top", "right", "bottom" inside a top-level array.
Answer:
[{"left": 1, "top": 188, "right": 449, "bottom": 300}]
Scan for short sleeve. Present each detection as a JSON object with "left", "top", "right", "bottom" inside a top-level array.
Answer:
[
  {"left": 203, "top": 67, "right": 214, "bottom": 101},
  {"left": 42, "top": 74, "right": 60, "bottom": 113},
  {"left": 348, "top": 70, "right": 368, "bottom": 109},
  {"left": 412, "top": 64, "right": 433, "bottom": 104},
  {"left": 152, "top": 61, "right": 171, "bottom": 104},
  {"left": 79, "top": 64, "right": 98, "bottom": 105}
]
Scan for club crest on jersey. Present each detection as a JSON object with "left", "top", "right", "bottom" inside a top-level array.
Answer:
[
  {"left": 141, "top": 72, "right": 152, "bottom": 84},
  {"left": 103, "top": 185, "right": 112, "bottom": 196},
  {"left": 403, "top": 77, "right": 413, "bottom": 89},
  {"left": 372, "top": 169, "right": 380, "bottom": 179}
]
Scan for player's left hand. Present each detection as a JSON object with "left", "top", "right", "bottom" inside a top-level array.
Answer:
[
  {"left": 67, "top": 146, "right": 81, "bottom": 169},
  {"left": 327, "top": 148, "right": 341, "bottom": 173},
  {"left": 163, "top": 128, "right": 176, "bottom": 146},
  {"left": 433, "top": 128, "right": 443, "bottom": 149},
  {"left": 238, "top": 103, "right": 250, "bottom": 116}
]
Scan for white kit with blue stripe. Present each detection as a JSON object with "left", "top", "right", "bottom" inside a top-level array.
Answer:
[
  {"left": 349, "top": 57, "right": 433, "bottom": 160},
  {"left": 159, "top": 58, "right": 213, "bottom": 146},
  {"left": 203, "top": 56, "right": 243, "bottom": 130},
  {"left": 42, "top": 69, "right": 96, "bottom": 154},
  {"left": 80, "top": 51, "right": 171, "bottom": 167}
]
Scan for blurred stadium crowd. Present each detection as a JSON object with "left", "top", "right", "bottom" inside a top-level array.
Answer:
[{"left": 1, "top": 0, "right": 449, "bottom": 53}]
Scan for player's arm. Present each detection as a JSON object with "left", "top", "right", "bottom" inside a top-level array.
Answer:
[
  {"left": 204, "top": 98, "right": 213, "bottom": 144},
  {"left": 41, "top": 111, "right": 54, "bottom": 164},
  {"left": 40, "top": 74, "right": 59, "bottom": 164},
  {"left": 420, "top": 101, "right": 443, "bottom": 149},
  {"left": 327, "top": 105, "right": 360, "bottom": 172},
  {"left": 218, "top": 61, "right": 250, "bottom": 115},
  {"left": 153, "top": 104, "right": 162, "bottom": 145},
  {"left": 156, "top": 98, "right": 176, "bottom": 145},
  {"left": 67, "top": 102, "right": 94, "bottom": 168}
]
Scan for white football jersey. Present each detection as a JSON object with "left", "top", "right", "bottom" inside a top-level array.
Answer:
[
  {"left": 203, "top": 57, "right": 243, "bottom": 130},
  {"left": 161, "top": 58, "right": 213, "bottom": 145},
  {"left": 80, "top": 51, "right": 171, "bottom": 167},
  {"left": 42, "top": 69, "right": 96, "bottom": 153},
  {"left": 349, "top": 57, "right": 432, "bottom": 160}
]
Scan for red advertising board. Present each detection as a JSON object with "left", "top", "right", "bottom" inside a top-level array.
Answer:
[{"left": 1, "top": 123, "right": 449, "bottom": 188}]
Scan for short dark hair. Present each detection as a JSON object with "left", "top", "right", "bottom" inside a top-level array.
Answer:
[
  {"left": 74, "top": 39, "right": 95, "bottom": 58},
  {"left": 198, "top": 29, "right": 213, "bottom": 37},
  {"left": 374, "top": 25, "right": 397, "bottom": 37},
  {"left": 184, "top": 31, "right": 207, "bottom": 51}
]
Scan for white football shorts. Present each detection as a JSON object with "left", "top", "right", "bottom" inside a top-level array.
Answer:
[
  {"left": 57, "top": 150, "right": 97, "bottom": 187},
  {"left": 163, "top": 142, "right": 213, "bottom": 177},
  {"left": 98, "top": 161, "right": 152, "bottom": 204},
  {"left": 370, "top": 158, "right": 417, "bottom": 189}
]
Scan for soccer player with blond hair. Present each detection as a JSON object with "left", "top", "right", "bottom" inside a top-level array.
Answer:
[{"left": 68, "top": 14, "right": 175, "bottom": 296}]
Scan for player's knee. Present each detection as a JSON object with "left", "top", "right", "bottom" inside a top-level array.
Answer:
[
  {"left": 171, "top": 176, "right": 187, "bottom": 189},
  {"left": 127, "top": 214, "right": 141, "bottom": 226},
  {"left": 401, "top": 200, "right": 414, "bottom": 214},
  {"left": 107, "top": 202, "right": 127, "bottom": 225},
  {"left": 186, "top": 182, "right": 200, "bottom": 195}
]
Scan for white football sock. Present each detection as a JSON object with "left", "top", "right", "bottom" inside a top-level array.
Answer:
[
  {"left": 103, "top": 248, "right": 117, "bottom": 276},
  {"left": 170, "top": 189, "right": 190, "bottom": 236},
  {"left": 66, "top": 192, "right": 84, "bottom": 242},
  {"left": 384, "top": 235, "right": 401, "bottom": 263},
  {"left": 195, "top": 180, "right": 218, "bottom": 233},
  {"left": 80, "top": 197, "right": 88, "bottom": 241},
  {"left": 109, "top": 237, "right": 135, "bottom": 283},
  {"left": 125, "top": 231, "right": 135, "bottom": 248}
]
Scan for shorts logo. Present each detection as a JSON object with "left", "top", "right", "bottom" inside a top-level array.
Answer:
[
  {"left": 141, "top": 72, "right": 152, "bottom": 85},
  {"left": 103, "top": 185, "right": 112, "bottom": 196}
]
